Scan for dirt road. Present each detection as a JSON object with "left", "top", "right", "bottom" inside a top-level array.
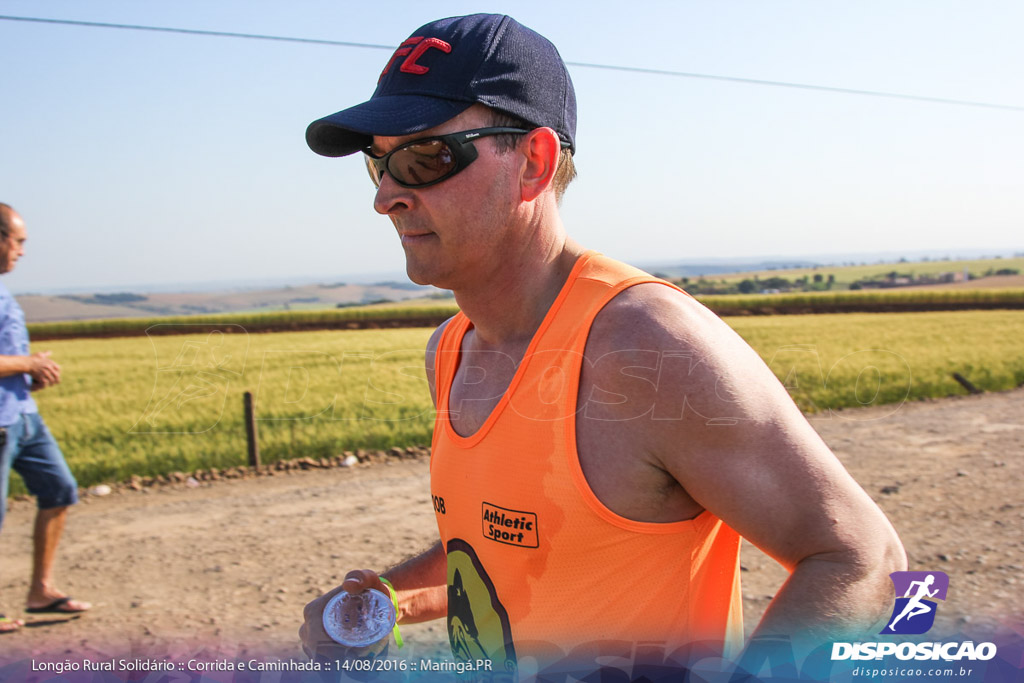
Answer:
[{"left": 1, "top": 389, "right": 1022, "bottom": 667}]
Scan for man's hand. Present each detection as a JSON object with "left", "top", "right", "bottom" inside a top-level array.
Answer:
[
  {"left": 28, "top": 351, "right": 61, "bottom": 388},
  {"left": 300, "top": 570, "right": 391, "bottom": 661}
]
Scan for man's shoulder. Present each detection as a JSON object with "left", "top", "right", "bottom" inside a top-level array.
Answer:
[
  {"left": 424, "top": 314, "right": 461, "bottom": 406},
  {"left": 586, "top": 282, "right": 726, "bottom": 356},
  {"left": 425, "top": 314, "right": 459, "bottom": 356},
  {"left": 582, "top": 281, "right": 790, "bottom": 422},
  {"left": 0, "top": 282, "right": 14, "bottom": 318}
]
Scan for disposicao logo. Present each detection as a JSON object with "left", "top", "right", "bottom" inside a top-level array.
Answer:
[
  {"left": 831, "top": 569, "right": 997, "bottom": 664},
  {"left": 880, "top": 570, "right": 949, "bottom": 635}
]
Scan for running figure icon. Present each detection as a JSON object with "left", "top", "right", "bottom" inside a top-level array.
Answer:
[{"left": 887, "top": 573, "right": 942, "bottom": 633}]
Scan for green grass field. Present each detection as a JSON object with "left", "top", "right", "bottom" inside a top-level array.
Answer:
[
  {"left": 729, "top": 310, "right": 1024, "bottom": 412},
  {"left": 13, "top": 310, "right": 1023, "bottom": 495},
  {"left": 21, "top": 327, "right": 435, "bottom": 495}
]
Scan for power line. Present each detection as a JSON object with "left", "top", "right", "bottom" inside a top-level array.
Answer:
[
  {"left": 0, "top": 14, "right": 393, "bottom": 50},
  {"left": 3, "top": 13, "right": 1023, "bottom": 113},
  {"left": 565, "top": 61, "right": 1024, "bottom": 113}
]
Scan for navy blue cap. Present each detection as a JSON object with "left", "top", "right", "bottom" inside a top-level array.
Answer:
[{"left": 306, "top": 14, "right": 576, "bottom": 157}]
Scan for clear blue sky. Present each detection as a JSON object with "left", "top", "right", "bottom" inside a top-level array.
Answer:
[{"left": 2, "top": 0, "right": 1022, "bottom": 293}]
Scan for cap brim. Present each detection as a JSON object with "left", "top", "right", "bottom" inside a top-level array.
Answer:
[{"left": 306, "top": 95, "right": 474, "bottom": 157}]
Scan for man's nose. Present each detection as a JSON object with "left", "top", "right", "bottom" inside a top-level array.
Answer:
[{"left": 372, "top": 172, "right": 413, "bottom": 216}]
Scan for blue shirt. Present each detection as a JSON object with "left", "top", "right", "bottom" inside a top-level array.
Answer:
[{"left": 0, "top": 281, "right": 38, "bottom": 425}]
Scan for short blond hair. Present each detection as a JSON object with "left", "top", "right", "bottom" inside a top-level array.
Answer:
[{"left": 488, "top": 111, "right": 576, "bottom": 203}]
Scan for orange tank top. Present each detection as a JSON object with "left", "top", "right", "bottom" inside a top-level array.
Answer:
[{"left": 430, "top": 252, "right": 743, "bottom": 678}]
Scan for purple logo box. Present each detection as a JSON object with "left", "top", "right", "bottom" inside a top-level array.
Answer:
[{"left": 891, "top": 571, "right": 949, "bottom": 601}]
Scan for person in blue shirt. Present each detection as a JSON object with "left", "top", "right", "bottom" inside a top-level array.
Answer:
[{"left": 0, "top": 203, "right": 90, "bottom": 634}]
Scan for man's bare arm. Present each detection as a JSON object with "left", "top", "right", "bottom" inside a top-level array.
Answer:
[
  {"left": 0, "top": 351, "right": 61, "bottom": 387},
  {"left": 299, "top": 320, "right": 454, "bottom": 658},
  {"left": 586, "top": 285, "right": 905, "bottom": 640},
  {"left": 349, "top": 542, "right": 449, "bottom": 624}
]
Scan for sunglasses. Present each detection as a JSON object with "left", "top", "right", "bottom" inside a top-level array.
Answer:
[{"left": 364, "top": 127, "right": 530, "bottom": 189}]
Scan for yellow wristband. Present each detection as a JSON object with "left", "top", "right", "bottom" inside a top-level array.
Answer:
[{"left": 378, "top": 577, "right": 404, "bottom": 649}]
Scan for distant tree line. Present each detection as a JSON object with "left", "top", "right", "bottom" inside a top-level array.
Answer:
[
  {"left": 665, "top": 274, "right": 836, "bottom": 296},
  {"left": 60, "top": 292, "right": 149, "bottom": 305},
  {"left": 663, "top": 267, "right": 1020, "bottom": 296}
]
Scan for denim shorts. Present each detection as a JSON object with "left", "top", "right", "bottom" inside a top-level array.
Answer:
[{"left": 0, "top": 412, "right": 78, "bottom": 531}]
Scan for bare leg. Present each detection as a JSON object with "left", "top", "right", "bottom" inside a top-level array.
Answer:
[
  {"left": 889, "top": 599, "right": 933, "bottom": 630},
  {"left": 26, "top": 506, "right": 90, "bottom": 612},
  {"left": 889, "top": 604, "right": 914, "bottom": 630},
  {"left": 906, "top": 603, "right": 932, "bottom": 620}
]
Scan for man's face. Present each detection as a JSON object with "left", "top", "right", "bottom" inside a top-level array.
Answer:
[
  {"left": 369, "top": 105, "right": 522, "bottom": 290},
  {"left": 0, "top": 209, "right": 27, "bottom": 274}
]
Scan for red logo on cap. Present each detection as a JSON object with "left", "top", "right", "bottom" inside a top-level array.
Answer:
[{"left": 379, "top": 36, "right": 452, "bottom": 81}]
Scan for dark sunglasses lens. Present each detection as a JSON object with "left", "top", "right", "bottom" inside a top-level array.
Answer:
[{"left": 387, "top": 140, "right": 457, "bottom": 187}]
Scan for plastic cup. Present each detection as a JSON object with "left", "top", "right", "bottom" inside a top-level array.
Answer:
[{"left": 322, "top": 588, "right": 396, "bottom": 648}]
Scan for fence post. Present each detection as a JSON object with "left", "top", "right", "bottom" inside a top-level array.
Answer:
[
  {"left": 952, "top": 372, "right": 982, "bottom": 395},
  {"left": 244, "top": 391, "right": 260, "bottom": 467}
]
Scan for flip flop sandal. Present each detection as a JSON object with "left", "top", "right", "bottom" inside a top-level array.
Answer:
[
  {"left": 0, "top": 615, "right": 23, "bottom": 633},
  {"left": 25, "top": 597, "right": 89, "bottom": 614}
]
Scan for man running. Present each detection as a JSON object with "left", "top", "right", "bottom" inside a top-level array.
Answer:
[{"left": 299, "top": 14, "right": 905, "bottom": 675}]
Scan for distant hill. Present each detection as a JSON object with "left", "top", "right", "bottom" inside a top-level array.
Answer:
[
  {"left": 17, "top": 281, "right": 438, "bottom": 323},
  {"left": 17, "top": 253, "right": 1024, "bottom": 323}
]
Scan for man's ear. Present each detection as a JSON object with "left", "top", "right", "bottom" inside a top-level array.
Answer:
[{"left": 519, "top": 127, "right": 561, "bottom": 202}]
